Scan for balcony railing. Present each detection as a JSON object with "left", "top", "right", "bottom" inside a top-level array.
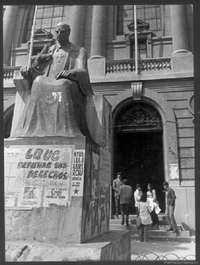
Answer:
[
  {"left": 3, "top": 57, "right": 171, "bottom": 82},
  {"left": 106, "top": 58, "right": 171, "bottom": 74},
  {"left": 3, "top": 66, "right": 21, "bottom": 80}
]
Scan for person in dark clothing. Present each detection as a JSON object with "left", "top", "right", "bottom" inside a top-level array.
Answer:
[
  {"left": 163, "top": 181, "right": 179, "bottom": 233},
  {"left": 112, "top": 172, "right": 123, "bottom": 218},
  {"left": 118, "top": 179, "right": 134, "bottom": 226}
]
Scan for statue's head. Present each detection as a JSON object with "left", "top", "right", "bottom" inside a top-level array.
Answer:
[{"left": 55, "top": 22, "right": 71, "bottom": 46}]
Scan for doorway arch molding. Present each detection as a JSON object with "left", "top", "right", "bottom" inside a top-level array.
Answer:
[{"left": 110, "top": 88, "right": 179, "bottom": 183}]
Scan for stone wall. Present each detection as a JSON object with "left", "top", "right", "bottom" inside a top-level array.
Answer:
[{"left": 5, "top": 230, "right": 131, "bottom": 261}]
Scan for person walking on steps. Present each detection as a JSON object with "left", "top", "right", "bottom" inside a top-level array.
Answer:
[
  {"left": 112, "top": 172, "right": 123, "bottom": 218},
  {"left": 138, "top": 194, "right": 152, "bottom": 242},
  {"left": 118, "top": 179, "right": 134, "bottom": 226},
  {"left": 163, "top": 181, "right": 179, "bottom": 233}
]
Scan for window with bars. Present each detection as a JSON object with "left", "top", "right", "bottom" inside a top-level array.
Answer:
[{"left": 117, "top": 5, "right": 161, "bottom": 36}]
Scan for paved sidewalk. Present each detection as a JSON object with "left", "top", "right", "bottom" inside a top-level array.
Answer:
[{"left": 131, "top": 240, "right": 196, "bottom": 261}]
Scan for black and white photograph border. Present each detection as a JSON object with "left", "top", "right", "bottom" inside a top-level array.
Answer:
[{"left": 2, "top": 1, "right": 198, "bottom": 263}]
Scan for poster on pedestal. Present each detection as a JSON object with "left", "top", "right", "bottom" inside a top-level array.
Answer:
[{"left": 5, "top": 145, "right": 74, "bottom": 208}]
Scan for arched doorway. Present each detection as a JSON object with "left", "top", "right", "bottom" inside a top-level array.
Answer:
[{"left": 113, "top": 101, "right": 165, "bottom": 214}]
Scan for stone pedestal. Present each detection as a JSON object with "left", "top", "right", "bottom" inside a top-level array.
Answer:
[
  {"left": 5, "top": 94, "right": 112, "bottom": 243},
  {"left": 88, "top": 56, "right": 106, "bottom": 77},
  {"left": 4, "top": 85, "right": 131, "bottom": 260},
  {"left": 171, "top": 50, "right": 194, "bottom": 73},
  {"left": 5, "top": 230, "right": 131, "bottom": 261}
]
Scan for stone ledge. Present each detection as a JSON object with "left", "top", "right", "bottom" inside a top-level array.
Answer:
[{"left": 5, "top": 230, "right": 131, "bottom": 261}]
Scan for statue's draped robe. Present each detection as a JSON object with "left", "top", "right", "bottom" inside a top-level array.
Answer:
[{"left": 13, "top": 43, "right": 93, "bottom": 137}]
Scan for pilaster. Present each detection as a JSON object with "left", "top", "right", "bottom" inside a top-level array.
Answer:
[{"left": 3, "top": 6, "right": 19, "bottom": 65}]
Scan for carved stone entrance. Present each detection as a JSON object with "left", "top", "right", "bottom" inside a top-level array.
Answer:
[
  {"left": 110, "top": 87, "right": 179, "bottom": 216},
  {"left": 113, "top": 102, "right": 165, "bottom": 214}
]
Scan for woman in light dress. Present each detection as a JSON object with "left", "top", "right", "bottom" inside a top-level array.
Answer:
[{"left": 147, "top": 183, "right": 161, "bottom": 227}]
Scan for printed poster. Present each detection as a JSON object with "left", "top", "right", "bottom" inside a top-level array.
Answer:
[
  {"left": 169, "top": 163, "right": 179, "bottom": 180},
  {"left": 71, "top": 150, "right": 85, "bottom": 197},
  {"left": 5, "top": 145, "right": 74, "bottom": 208}
]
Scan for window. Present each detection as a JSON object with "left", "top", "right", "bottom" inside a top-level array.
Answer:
[
  {"left": 130, "top": 40, "right": 147, "bottom": 59},
  {"left": 117, "top": 5, "right": 161, "bottom": 36},
  {"left": 23, "top": 5, "right": 67, "bottom": 42},
  {"left": 35, "top": 6, "right": 66, "bottom": 35}
]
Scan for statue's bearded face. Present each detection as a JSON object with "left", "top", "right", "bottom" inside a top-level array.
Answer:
[{"left": 55, "top": 24, "right": 70, "bottom": 45}]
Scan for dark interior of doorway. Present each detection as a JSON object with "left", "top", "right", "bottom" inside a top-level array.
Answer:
[{"left": 113, "top": 131, "right": 165, "bottom": 215}]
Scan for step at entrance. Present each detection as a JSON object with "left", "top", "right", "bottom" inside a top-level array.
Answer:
[{"left": 110, "top": 215, "right": 195, "bottom": 243}]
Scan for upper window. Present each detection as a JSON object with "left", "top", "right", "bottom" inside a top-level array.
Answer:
[
  {"left": 117, "top": 5, "right": 161, "bottom": 36},
  {"left": 23, "top": 5, "right": 67, "bottom": 42},
  {"left": 35, "top": 5, "right": 66, "bottom": 34}
]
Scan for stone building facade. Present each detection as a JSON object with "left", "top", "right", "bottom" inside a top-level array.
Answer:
[{"left": 3, "top": 5, "right": 194, "bottom": 233}]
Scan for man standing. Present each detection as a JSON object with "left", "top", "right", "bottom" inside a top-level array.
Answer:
[
  {"left": 163, "top": 181, "right": 179, "bottom": 233},
  {"left": 112, "top": 172, "right": 123, "bottom": 218},
  {"left": 134, "top": 184, "right": 143, "bottom": 215},
  {"left": 118, "top": 179, "right": 134, "bottom": 226}
]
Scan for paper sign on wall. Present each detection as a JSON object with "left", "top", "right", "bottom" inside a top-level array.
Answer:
[
  {"left": 169, "top": 163, "right": 179, "bottom": 180},
  {"left": 5, "top": 145, "right": 74, "bottom": 208},
  {"left": 71, "top": 150, "right": 85, "bottom": 197}
]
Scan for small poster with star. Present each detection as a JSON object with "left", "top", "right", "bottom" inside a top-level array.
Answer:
[{"left": 71, "top": 150, "right": 85, "bottom": 197}]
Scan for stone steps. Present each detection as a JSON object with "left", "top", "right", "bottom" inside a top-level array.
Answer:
[{"left": 110, "top": 214, "right": 195, "bottom": 243}]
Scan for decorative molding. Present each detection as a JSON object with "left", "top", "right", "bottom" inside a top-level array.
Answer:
[
  {"left": 131, "top": 82, "right": 143, "bottom": 100},
  {"left": 115, "top": 102, "right": 162, "bottom": 131}
]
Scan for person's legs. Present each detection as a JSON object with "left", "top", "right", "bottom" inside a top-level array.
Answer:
[
  {"left": 143, "top": 225, "right": 149, "bottom": 242},
  {"left": 150, "top": 209, "right": 159, "bottom": 226},
  {"left": 139, "top": 224, "right": 144, "bottom": 242},
  {"left": 125, "top": 204, "right": 130, "bottom": 225},
  {"left": 169, "top": 205, "right": 178, "bottom": 232},
  {"left": 165, "top": 205, "right": 173, "bottom": 230},
  {"left": 115, "top": 196, "right": 119, "bottom": 217},
  {"left": 136, "top": 206, "right": 139, "bottom": 216},
  {"left": 120, "top": 204, "right": 125, "bottom": 225}
]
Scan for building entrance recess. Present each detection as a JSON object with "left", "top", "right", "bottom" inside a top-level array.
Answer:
[{"left": 112, "top": 102, "right": 165, "bottom": 215}]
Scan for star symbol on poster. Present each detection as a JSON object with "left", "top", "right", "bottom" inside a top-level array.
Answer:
[{"left": 74, "top": 188, "right": 79, "bottom": 194}]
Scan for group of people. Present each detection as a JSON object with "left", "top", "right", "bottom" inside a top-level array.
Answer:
[{"left": 113, "top": 172, "right": 178, "bottom": 242}]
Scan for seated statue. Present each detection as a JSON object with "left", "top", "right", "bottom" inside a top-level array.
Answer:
[{"left": 12, "top": 22, "right": 93, "bottom": 138}]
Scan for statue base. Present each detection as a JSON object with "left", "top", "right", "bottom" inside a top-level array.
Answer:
[
  {"left": 4, "top": 92, "right": 131, "bottom": 259},
  {"left": 5, "top": 230, "right": 131, "bottom": 261},
  {"left": 5, "top": 135, "right": 111, "bottom": 243}
]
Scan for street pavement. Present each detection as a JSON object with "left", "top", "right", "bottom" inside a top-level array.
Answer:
[{"left": 131, "top": 240, "right": 196, "bottom": 261}]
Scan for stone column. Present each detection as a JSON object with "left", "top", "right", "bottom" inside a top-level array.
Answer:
[
  {"left": 90, "top": 5, "right": 107, "bottom": 57},
  {"left": 170, "top": 5, "right": 193, "bottom": 72},
  {"left": 69, "top": 5, "right": 86, "bottom": 47},
  {"left": 3, "top": 5, "right": 19, "bottom": 65},
  {"left": 170, "top": 5, "right": 189, "bottom": 53}
]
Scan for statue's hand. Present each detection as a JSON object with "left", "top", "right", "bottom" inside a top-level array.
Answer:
[
  {"left": 20, "top": 66, "right": 32, "bottom": 79},
  {"left": 56, "top": 70, "right": 75, "bottom": 80}
]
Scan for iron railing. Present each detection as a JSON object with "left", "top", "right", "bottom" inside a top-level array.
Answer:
[{"left": 131, "top": 252, "right": 196, "bottom": 261}]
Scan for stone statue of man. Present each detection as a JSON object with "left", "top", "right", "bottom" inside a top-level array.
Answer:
[{"left": 12, "top": 22, "right": 93, "bottom": 138}]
